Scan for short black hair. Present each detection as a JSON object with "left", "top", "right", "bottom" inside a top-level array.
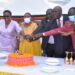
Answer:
[
  {"left": 46, "top": 8, "right": 52, "bottom": 15},
  {"left": 68, "top": 7, "right": 75, "bottom": 15},
  {"left": 24, "top": 12, "right": 31, "bottom": 17},
  {"left": 3, "top": 10, "right": 12, "bottom": 16}
]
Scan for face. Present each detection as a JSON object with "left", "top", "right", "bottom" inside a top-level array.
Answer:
[
  {"left": 46, "top": 9, "right": 52, "bottom": 19},
  {"left": 3, "top": 12, "right": 11, "bottom": 22},
  {"left": 46, "top": 13, "right": 51, "bottom": 19},
  {"left": 24, "top": 13, "right": 31, "bottom": 24},
  {"left": 68, "top": 8, "right": 75, "bottom": 23},
  {"left": 68, "top": 9, "right": 75, "bottom": 16},
  {"left": 52, "top": 7, "right": 62, "bottom": 19}
]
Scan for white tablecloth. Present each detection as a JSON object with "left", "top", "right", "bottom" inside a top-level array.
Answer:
[{"left": 0, "top": 56, "right": 75, "bottom": 75}]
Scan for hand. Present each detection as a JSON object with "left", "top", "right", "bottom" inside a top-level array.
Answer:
[
  {"left": 14, "top": 50, "right": 19, "bottom": 54},
  {"left": 32, "top": 33, "right": 43, "bottom": 40},
  {"left": 24, "top": 35, "right": 33, "bottom": 41},
  {"left": 24, "top": 35, "right": 31, "bottom": 39},
  {"left": 58, "top": 31, "right": 69, "bottom": 36}
]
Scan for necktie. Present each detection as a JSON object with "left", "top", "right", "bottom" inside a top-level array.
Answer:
[{"left": 57, "top": 19, "right": 61, "bottom": 27}]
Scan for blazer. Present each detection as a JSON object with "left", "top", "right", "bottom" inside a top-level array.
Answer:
[
  {"left": 44, "top": 21, "right": 73, "bottom": 52},
  {"left": 33, "top": 18, "right": 57, "bottom": 50},
  {"left": 33, "top": 15, "right": 72, "bottom": 55}
]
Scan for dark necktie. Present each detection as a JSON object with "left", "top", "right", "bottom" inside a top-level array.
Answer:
[{"left": 57, "top": 19, "right": 61, "bottom": 27}]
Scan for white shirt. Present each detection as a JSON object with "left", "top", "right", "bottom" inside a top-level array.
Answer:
[
  {"left": 48, "top": 36, "right": 54, "bottom": 44},
  {"left": 56, "top": 16, "right": 63, "bottom": 27},
  {"left": 0, "top": 19, "right": 22, "bottom": 52}
]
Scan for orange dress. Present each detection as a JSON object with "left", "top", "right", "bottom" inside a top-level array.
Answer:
[{"left": 19, "top": 21, "right": 42, "bottom": 56}]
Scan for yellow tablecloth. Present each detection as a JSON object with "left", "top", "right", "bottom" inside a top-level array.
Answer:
[{"left": 0, "top": 72, "right": 24, "bottom": 75}]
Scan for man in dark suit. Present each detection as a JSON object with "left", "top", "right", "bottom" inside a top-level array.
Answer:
[
  {"left": 33, "top": 6, "right": 72, "bottom": 58},
  {"left": 49, "top": 6, "right": 72, "bottom": 57},
  {"left": 33, "top": 8, "right": 56, "bottom": 57}
]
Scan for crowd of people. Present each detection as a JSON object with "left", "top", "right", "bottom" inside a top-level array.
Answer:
[{"left": 0, "top": 6, "right": 75, "bottom": 58}]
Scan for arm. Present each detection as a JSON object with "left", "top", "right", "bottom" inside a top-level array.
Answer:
[
  {"left": 59, "top": 31, "right": 74, "bottom": 36},
  {"left": 33, "top": 25, "right": 43, "bottom": 34},
  {"left": 43, "top": 21, "right": 74, "bottom": 37},
  {"left": 16, "top": 22, "right": 31, "bottom": 40},
  {"left": 43, "top": 28, "right": 60, "bottom": 36},
  {"left": 30, "top": 21, "right": 74, "bottom": 41},
  {"left": 33, "top": 19, "right": 48, "bottom": 34},
  {"left": 15, "top": 21, "right": 22, "bottom": 34}
]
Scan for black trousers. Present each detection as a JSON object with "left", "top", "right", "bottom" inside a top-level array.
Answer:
[
  {"left": 45, "top": 43, "right": 65, "bottom": 58},
  {"left": 45, "top": 43, "right": 73, "bottom": 58},
  {"left": 45, "top": 43, "right": 55, "bottom": 57}
]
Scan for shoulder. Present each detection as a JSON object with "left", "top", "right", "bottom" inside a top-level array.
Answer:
[
  {"left": 19, "top": 22, "right": 24, "bottom": 28},
  {"left": 41, "top": 18, "right": 47, "bottom": 22},
  {"left": 31, "top": 21, "right": 37, "bottom": 24},
  {"left": 0, "top": 19, "right": 5, "bottom": 23},
  {"left": 31, "top": 21, "right": 37, "bottom": 26},
  {"left": 11, "top": 20, "right": 19, "bottom": 24},
  {"left": 63, "top": 14, "right": 69, "bottom": 21},
  {"left": 19, "top": 22, "right": 24, "bottom": 25},
  {"left": 30, "top": 21, "right": 38, "bottom": 29}
]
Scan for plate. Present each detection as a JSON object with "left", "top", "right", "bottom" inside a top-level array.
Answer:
[
  {"left": 45, "top": 62, "right": 60, "bottom": 66},
  {"left": 64, "top": 68, "right": 75, "bottom": 71},
  {"left": 45, "top": 58, "right": 60, "bottom": 66},
  {"left": 45, "top": 58, "right": 60, "bottom": 63},
  {"left": 41, "top": 67, "right": 59, "bottom": 73},
  {"left": 0, "top": 53, "right": 8, "bottom": 59}
]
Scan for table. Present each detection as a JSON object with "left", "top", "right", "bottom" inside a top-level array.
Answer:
[{"left": 0, "top": 56, "right": 75, "bottom": 75}]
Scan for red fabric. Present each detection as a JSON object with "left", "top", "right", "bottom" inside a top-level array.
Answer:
[
  {"left": 44, "top": 21, "right": 74, "bottom": 36},
  {"left": 44, "top": 21, "right": 75, "bottom": 51},
  {"left": 44, "top": 28, "right": 60, "bottom": 36}
]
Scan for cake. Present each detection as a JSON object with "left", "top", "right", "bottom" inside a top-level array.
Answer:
[{"left": 6, "top": 53, "right": 35, "bottom": 67}]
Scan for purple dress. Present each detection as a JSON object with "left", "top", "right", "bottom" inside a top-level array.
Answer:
[{"left": 0, "top": 19, "right": 22, "bottom": 53}]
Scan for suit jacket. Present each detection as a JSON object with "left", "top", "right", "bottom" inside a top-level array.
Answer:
[
  {"left": 33, "top": 18, "right": 57, "bottom": 50},
  {"left": 50, "top": 15, "right": 72, "bottom": 56},
  {"left": 33, "top": 15, "right": 72, "bottom": 55},
  {"left": 44, "top": 23, "right": 75, "bottom": 51}
]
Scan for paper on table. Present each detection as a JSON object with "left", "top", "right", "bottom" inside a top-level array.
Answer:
[
  {"left": 0, "top": 53, "right": 8, "bottom": 59},
  {"left": 64, "top": 68, "right": 75, "bottom": 71}
]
